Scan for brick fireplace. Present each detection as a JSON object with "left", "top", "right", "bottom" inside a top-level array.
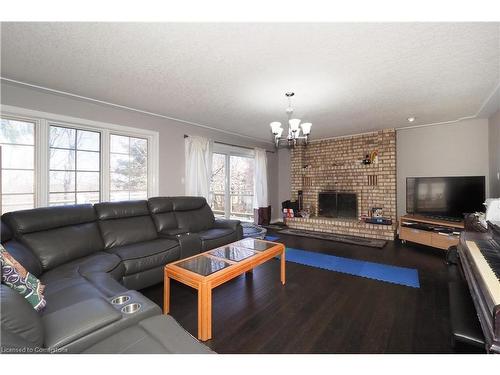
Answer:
[{"left": 286, "top": 129, "right": 397, "bottom": 240}]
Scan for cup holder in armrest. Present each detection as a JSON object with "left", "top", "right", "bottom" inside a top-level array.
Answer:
[
  {"left": 121, "top": 303, "right": 142, "bottom": 314},
  {"left": 111, "top": 295, "right": 130, "bottom": 305}
]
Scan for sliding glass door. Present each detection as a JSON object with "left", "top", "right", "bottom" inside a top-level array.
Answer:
[{"left": 210, "top": 147, "right": 254, "bottom": 221}]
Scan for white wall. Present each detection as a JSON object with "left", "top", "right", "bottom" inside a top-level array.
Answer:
[
  {"left": 396, "top": 118, "right": 490, "bottom": 218},
  {"left": 0, "top": 81, "right": 281, "bottom": 216},
  {"left": 489, "top": 110, "right": 500, "bottom": 198}
]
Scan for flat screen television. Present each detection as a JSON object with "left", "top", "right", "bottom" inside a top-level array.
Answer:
[{"left": 406, "top": 176, "right": 485, "bottom": 219}]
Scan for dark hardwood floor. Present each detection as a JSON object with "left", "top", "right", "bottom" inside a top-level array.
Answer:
[{"left": 141, "top": 231, "right": 461, "bottom": 353}]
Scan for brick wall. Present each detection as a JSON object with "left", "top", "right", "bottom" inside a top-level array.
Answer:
[{"left": 288, "top": 129, "right": 397, "bottom": 240}]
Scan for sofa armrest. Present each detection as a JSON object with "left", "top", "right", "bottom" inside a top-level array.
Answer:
[
  {"left": 214, "top": 219, "right": 241, "bottom": 230},
  {"left": 214, "top": 219, "right": 243, "bottom": 240},
  {"left": 42, "top": 298, "right": 121, "bottom": 349},
  {"left": 160, "top": 228, "right": 190, "bottom": 236}
]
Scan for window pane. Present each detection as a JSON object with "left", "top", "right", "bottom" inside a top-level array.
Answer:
[
  {"left": 110, "top": 153, "right": 129, "bottom": 173},
  {"left": 1, "top": 118, "right": 35, "bottom": 213},
  {"left": 2, "top": 170, "right": 35, "bottom": 194},
  {"left": 211, "top": 193, "right": 225, "bottom": 217},
  {"left": 77, "top": 151, "right": 99, "bottom": 171},
  {"left": 50, "top": 148, "right": 75, "bottom": 170},
  {"left": 2, "top": 194, "right": 35, "bottom": 213},
  {"left": 49, "top": 125, "right": 101, "bottom": 205},
  {"left": 109, "top": 134, "right": 148, "bottom": 201},
  {"left": 77, "top": 172, "right": 99, "bottom": 191},
  {"left": 49, "top": 193, "right": 76, "bottom": 206},
  {"left": 1, "top": 119, "right": 34, "bottom": 145},
  {"left": 77, "top": 192, "right": 100, "bottom": 204},
  {"left": 211, "top": 153, "right": 226, "bottom": 193},
  {"left": 49, "top": 126, "right": 75, "bottom": 149},
  {"left": 110, "top": 172, "right": 129, "bottom": 191},
  {"left": 230, "top": 155, "right": 254, "bottom": 195},
  {"left": 49, "top": 171, "right": 76, "bottom": 192},
  {"left": 110, "top": 135, "right": 129, "bottom": 153},
  {"left": 110, "top": 191, "right": 130, "bottom": 201},
  {"left": 130, "top": 191, "right": 147, "bottom": 200},
  {"left": 76, "top": 130, "right": 100, "bottom": 151},
  {"left": 230, "top": 195, "right": 253, "bottom": 221},
  {"left": 1, "top": 144, "right": 35, "bottom": 169}
]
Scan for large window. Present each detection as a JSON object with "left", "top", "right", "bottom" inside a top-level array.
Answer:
[
  {"left": 210, "top": 147, "right": 254, "bottom": 221},
  {"left": 0, "top": 118, "right": 36, "bottom": 213},
  {"left": 0, "top": 107, "right": 159, "bottom": 214},
  {"left": 110, "top": 134, "right": 148, "bottom": 201},
  {"left": 49, "top": 125, "right": 101, "bottom": 206}
]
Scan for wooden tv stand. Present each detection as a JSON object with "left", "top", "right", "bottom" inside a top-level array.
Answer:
[{"left": 399, "top": 214, "right": 464, "bottom": 250}]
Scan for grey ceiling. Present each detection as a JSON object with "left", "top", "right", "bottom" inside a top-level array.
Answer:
[{"left": 1, "top": 22, "right": 499, "bottom": 142}]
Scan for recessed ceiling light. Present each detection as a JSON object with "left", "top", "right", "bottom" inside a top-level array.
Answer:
[{"left": 407, "top": 117, "right": 416, "bottom": 123}]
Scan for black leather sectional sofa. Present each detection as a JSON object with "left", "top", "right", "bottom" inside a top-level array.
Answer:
[{"left": 0, "top": 196, "right": 243, "bottom": 354}]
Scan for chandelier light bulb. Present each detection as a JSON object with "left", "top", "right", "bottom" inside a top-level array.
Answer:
[
  {"left": 270, "top": 122, "right": 282, "bottom": 134},
  {"left": 276, "top": 127, "right": 284, "bottom": 138},
  {"left": 301, "top": 122, "right": 312, "bottom": 135},
  {"left": 289, "top": 119, "right": 301, "bottom": 132}
]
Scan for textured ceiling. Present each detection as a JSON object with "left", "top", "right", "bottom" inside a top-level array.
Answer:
[{"left": 1, "top": 22, "right": 499, "bottom": 142}]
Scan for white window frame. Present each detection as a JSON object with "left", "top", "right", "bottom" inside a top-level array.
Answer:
[
  {"left": 210, "top": 143, "right": 255, "bottom": 221},
  {"left": 1, "top": 105, "right": 159, "bottom": 208}
]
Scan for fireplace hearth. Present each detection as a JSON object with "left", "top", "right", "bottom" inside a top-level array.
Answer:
[{"left": 318, "top": 192, "right": 357, "bottom": 219}]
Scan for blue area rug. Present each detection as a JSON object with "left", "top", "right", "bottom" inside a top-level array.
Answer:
[
  {"left": 283, "top": 248, "right": 420, "bottom": 288},
  {"left": 265, "top": 235, "right": 280, "bottom": 241}
]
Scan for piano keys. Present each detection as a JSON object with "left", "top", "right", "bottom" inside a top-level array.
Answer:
[{"left": 458, "top": 226, "right": 500, "bottom": 353}]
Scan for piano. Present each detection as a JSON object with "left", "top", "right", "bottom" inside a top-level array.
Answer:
[{"left": 458, "top": 222, "right": 500, "bottom": 353}]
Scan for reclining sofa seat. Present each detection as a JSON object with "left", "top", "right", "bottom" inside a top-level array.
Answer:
[
  {"left": 149, "top": 196, "right": 243, "bottom": 253},
  {"left": 94, "top": 200, "right": 180, "bottom": 290}
]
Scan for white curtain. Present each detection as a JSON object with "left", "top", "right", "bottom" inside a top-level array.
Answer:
[
  {"left": 185, "top": 136, "right": 212, "bottom": 199},
  {"left": 253, "top": 148, "right": 269, "bottom": 209}
]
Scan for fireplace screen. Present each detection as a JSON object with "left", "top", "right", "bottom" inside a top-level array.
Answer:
[{"left": 318, "top": 192, "right": 357, "bottom": 219}]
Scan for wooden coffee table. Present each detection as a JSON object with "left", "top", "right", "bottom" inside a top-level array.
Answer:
[{"left": 163, "top": 238, "right": 285, "bottom": 341}]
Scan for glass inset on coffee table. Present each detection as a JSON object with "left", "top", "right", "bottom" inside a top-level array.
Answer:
[
  {"left": 235, "top": 238, "right": 276, "bottom": 251},
  {"left": 209, "top": 245, "right": 257, "bottom": 262},
  {"left": 175, "top": 255, "right": 232, "bottom": 276}
]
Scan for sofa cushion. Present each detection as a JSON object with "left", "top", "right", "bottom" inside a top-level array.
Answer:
[
  {"left": 0, "top": 284, "right": 44, "bottom": 349},
  {"left": 3, "top": 205, "right": 104, "bottom": 271},
  {"left": 2, "top": 204, "right": 97, "bottom": 235},
  {"left": 1, "top": 245, "right": 46, "bottom": 311},
  {"left": 199, "top": 228, "right": 238, "bottom": 251},
  {"left": 173, "top": 197, "right": 215, "bottom": 233},
  {"left": 83, "top": 315, "right": 214, "bottom": 354},
  {"left": 40, "top": 252, "right": 123, "bottom": 285},
  {"left": 148, "top": 197, "right": 178, "bottom": 233},
  {"left": 40, "top": 278, "right": 107, "bottom": 314},
  {"left": 95, "top": 201, "right": 158, "bottom": 248},
  {"left": 106, "top": 238, "right": 180, "bottom": 275}
]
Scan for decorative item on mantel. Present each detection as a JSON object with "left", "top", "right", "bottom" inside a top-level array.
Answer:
[
  {"left": 362, "top": 150, "right": 379, "bottom": 165},
  {"left": 360, "top": 207, "right": 392, "bottom": 225}
]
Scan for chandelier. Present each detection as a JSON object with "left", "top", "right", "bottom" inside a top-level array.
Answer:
[{"left": 270, "top": 92, "right": 312, "bottom": 148}]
